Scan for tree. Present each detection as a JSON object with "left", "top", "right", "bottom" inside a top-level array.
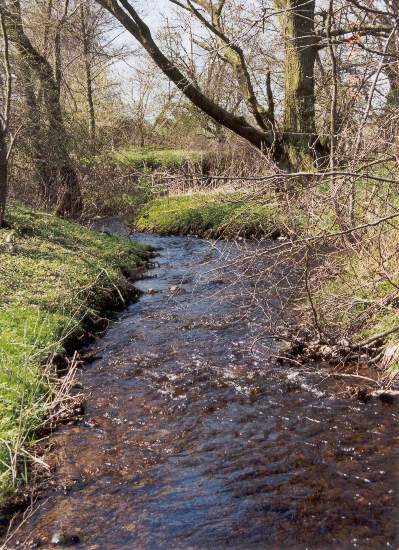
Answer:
[
  {"left": 1, "top": 0, "right": 83, "bottom": 217},
  {"left": 94, "top": 0, "right": 397, "bottom": 170},
  {"left": 61, "top": 0, "right": 134, "bottom": 152},
  {"left": 80, "top": 2, "right": 96, "bottom": 143},
  {"left": 0, "top": 5, "right": 10, "bottom": 227},
  {"left": 95, "top": 0, "right": 282, "bottom": 160},
  {"left": 273, "top": 0, "right": 327, "bottom": 168}
]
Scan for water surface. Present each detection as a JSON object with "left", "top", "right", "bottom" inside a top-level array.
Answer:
[{"left": 4, "top": 234, "right": 398, "bottom": 550}]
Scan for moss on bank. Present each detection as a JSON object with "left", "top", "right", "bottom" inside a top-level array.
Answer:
[
  {"left": 0, "top": 203, "right": 148, "bottom": 508},
  {"left": 134, "top": 191, "right": 284, "bottom": 239}
]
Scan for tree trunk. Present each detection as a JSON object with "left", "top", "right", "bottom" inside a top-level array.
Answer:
[
  {"left": 80, "top": 5, "right": 96, "bottom": 143},
  {"left": 327, "top": 0, "right": 338, "bottom": 170},
  {"left": 385, "top": 62, "right": 399, "bottom": 107},
  {"left": 274, "top": 0, "right": 325, "bottom": 169},
  {"left": 0, "top": 4, "right": 10, "bottom": 227},
  {"left": 0, "top": 123, "right": 7, "bottom": 227},
  {"left": 21, "top": 64, "right": 57, "bottom": 206},
  {"left": 2, "top": 0, "right": 83, "bottom": 218}
]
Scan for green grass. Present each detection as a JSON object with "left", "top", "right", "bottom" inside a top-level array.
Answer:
[
  {"left": 134, "top": 191, "right": 283, "bottom": 238},
  {"left": 0, "top": 202, "right": 148, "bottom": 502},
  {"left": 86, "top": 145, "right": 207, "bottom": 171},
  {"left": 109, "top": 146, "right": 207, "bottom": 170}
]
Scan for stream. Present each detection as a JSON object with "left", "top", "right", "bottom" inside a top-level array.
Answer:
[{"left": 4, "top": 233, "right": 399, "bottom": 550}]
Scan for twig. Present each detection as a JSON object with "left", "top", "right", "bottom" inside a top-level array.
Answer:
[
  {"left": 330, "top": 372, "right": 379, "bottom": 384},
  {"left": 356, "top": 325, "right": 399, "bottom": 348},
  {"left": 158, "top": 171, "right": 399, "bottom": 185},
  {"left": 79, "top": 255, "right": 126, "bottom": 306},
  {"left": 18, "top": 449, "right": 50, "bottom": 471}
]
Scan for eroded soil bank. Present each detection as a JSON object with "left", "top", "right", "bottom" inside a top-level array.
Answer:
[{"left": 2, "top": 233, "right": 398, "bottom": 550}]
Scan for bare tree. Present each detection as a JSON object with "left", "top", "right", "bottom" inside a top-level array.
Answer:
[
  {"left": 1, "top": 0, "right": 83, "bottom": 217},
  {"left": 80, "top": 2, "right": 96, "bottom": 143},
  {"left": 0, "top": 4, "right": 11, "bottom": 226},
  {"left": 94, "top": 0, "right": 396, "bottom": 170}
]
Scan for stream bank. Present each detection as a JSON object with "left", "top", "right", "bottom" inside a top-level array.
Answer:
[
  {"left": 133, "top": 192, "right": 284, "bottom": 240},
  {"left": 0, "top": 205, "right": 150, "bottom": 529},
  {"left": 2, "top": 232, "right": 398, "bottom": 550}
]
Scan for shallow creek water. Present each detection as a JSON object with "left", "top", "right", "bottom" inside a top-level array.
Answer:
[{"left": 5, "top": 234, "right": 399, "bottom": 550}]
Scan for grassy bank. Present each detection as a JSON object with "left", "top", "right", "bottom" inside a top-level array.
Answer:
[
  {"left": 99, "top": 146, "right": 207, "bottom": 170},
  {"left": 0, "top": 202, "right": 148, "bottom": 509},
  {"left": 134, "top": 190, "right": 286, "bottom": 239}
]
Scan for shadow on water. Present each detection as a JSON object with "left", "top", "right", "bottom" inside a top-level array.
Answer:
[{"left": 3, "top": 234, "right": 398, "bottom": 550}]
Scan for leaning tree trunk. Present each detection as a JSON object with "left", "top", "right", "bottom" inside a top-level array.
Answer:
[
  {"left": 274, "top": 0, "right": 325, "bottom": 170},
  {"left": 2, "top": 0, "right": 83, "bottom": 218}
]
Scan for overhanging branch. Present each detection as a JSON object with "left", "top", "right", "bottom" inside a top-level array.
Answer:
[{"left": 95, "top": 0, "right": 279, "bottom": 153}]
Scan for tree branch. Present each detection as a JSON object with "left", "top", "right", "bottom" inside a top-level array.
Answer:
[
  {"left": 318, "top": 25, "right": 393, "bottom": 39},
  {"left": 95, "top": 0, "right": 279, "bottom": 153},
  {"left": 0, "top": 6, "right": 11, "bottom": 132},
  {"left": 183, "top": 0, "right": 273, "bottom": 131},
  {"left": 345, "top": 0, "right": 392, "bottom": 16}
]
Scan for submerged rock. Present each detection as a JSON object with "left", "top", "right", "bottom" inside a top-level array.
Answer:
[
  {"left": 51, "top": 533, "right": 66, "bottom": 545},
  {"left": 371, "top": 390, "right": 399, "bottom": 404},
  {"left": 28, "top": 537, "right": 42, "bottom": 550},
  {"left": 65, "top": 534, "right": 80, "bottom": 544},
  {"left": 51, "top": 532, "right": 80, "bottom": 545}
]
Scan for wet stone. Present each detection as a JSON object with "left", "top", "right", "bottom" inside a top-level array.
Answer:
[
  {"left": 51, "top": 532, "right": 80, "bottom": 546},
  {"left": 51, "top": 533, "right": 66, "bottom": 545}
]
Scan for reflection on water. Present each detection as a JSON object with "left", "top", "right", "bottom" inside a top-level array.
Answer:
[{"left": 5, "top": 234, "right": 398, "bottom": 549}]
